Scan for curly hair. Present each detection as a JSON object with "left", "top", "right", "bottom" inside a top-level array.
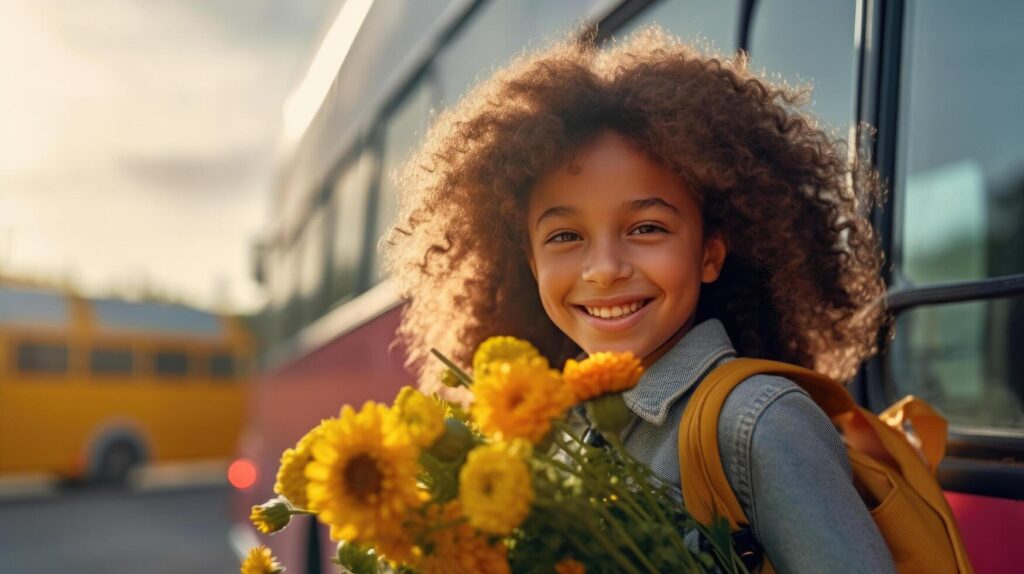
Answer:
[{"left": 383, "top": 27, "right": 887, "bottom": 390}]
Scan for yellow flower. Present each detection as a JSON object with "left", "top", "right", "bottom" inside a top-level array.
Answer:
[
  {"left": 458, "top": 440, "right": 533, "bottom": 535},
  {"left": 562, "top": 351, "right": 644, "bottom": 402},
  {"left": 417, "top": 502, "right": 511, "bottom": 574},
  {"left": 473, "top": 336, "right": 542, "bottom": 378},
  {"left": 393, "top": 386, "right": 446, "bottom": 448},
  {"left": 240, "top": 545, "right": 284, "bottom": 574},
  {"left": 304, "top": 402, "right": 424, "bottom": 559},
  {"left": 555, "top": 558, "right": 587, "bottom": 574},
  {"left": 250, "top": 496, "right": 293, "bottom": 534},
  {"left": 472, "top": 357, "right": 574, "bottom": 443},
  {"left": 274, "top": 423, "right": 325, "bottom": 510}
]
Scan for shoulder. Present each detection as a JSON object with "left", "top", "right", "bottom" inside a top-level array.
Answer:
[
  {"left": 716, "top": 374, "right": 851, "bottom": 523},
  {"left": 717, "top": 373, "right": 835, "bottom": 449},
  {"left": 714, "top": 375, "right": 896, "bottom": 572}
]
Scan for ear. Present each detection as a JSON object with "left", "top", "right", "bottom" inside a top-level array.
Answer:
[
  {"left": 701, "top": 231, "right": 727, "bottom": 284},
  {"left": 527, "top": 249, "right": 538, "bottom": 280}
]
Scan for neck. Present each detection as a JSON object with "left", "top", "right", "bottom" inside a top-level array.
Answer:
[{"left": 642, "top": 316, "right": 695, "bottom": 368}]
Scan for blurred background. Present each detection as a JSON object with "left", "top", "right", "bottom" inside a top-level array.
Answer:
[{"left": 1, "top": 1, "right": 1021, "bottom": 573}]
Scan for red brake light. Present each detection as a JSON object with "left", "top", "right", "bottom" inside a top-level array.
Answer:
[{"left": 228, "top": 457, "right": 258, "bottom": 489}]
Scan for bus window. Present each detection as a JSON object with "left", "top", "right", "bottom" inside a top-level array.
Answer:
[
  {"left": 888, "top": 295, "right": 1024, "bottom": 431},
  {"left": 748, "top": 0, "right": 859, "bottom": 136},
  {"left": 433, "top": 0, "right": 608, "bottom": 106},
  {"left": 885, "top": 0, "right": 1024, "bottom": 435},
  {"left": 154, "top": 350, "right": 189, "bottom": 378},
  {"left": 16, "top": 342, "right": 69, "bottom": 374},
  {"left": 328, "top": 148, "right": 374, "bottom": 305},
  {"left": 615, "top": 0, "right": 741, "bottom": 53},
  {"left": 90, "top": 347, "right": 134, "bottom": 376},
  {"left": 895, "top": 0, "right": 1024, "bottom": 286},
  {"left": 369, "top": 79, "right": 437, "bottom": 285},
  {"left": 297, "top": 207, "right": 328, "bottom": 325},
  {"left": 209, "top": 353, "right": 236, "bottom": 379}
]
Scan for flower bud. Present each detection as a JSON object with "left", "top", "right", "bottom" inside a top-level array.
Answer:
[
  {"left": 585, "top": 393, "right": 633, "bottom": 436},
  {"left": 250, "top": 496, "right": 293, "bottom": 534},
  {"left": 335, "top": 541, "right": 380, "bottom": 574},
  {"left": 427, "top": 418, "right": 475, "bottom": 462}
]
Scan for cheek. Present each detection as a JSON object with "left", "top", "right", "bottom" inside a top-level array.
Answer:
[
  {"left": 533, "top": 255, "right": 574, "bottom": 315},
  {"left": 641, "top": 241, "right": 705, "bottom": 297}
]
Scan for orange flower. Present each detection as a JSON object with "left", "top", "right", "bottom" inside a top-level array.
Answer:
[
  {"left": 471, "top": 357, "right": 573, "bottom": 443},
  {"left": 562, "top": 352, "right": 643, "bottom": 402},
  {"left": 555, "top": 558, "right": 587, "bottom": 574},
  {"left": 416, "top": 502, "right": 511, "bottom": 574}
]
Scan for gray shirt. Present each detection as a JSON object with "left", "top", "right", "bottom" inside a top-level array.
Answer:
[{"left": 618, "top": 319, "right": 896, "bottom": 574}]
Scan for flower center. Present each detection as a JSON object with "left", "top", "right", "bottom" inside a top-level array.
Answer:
[{"left": 344, "top": 453, "right": 383, "bottom": 498}]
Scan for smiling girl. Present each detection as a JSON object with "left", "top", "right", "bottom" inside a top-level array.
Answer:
[{"left": 384, "top": 27, "right": 894, "bottom": 572}]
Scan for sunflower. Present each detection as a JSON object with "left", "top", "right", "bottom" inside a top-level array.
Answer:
[
  {"left": 417, "top": 502, "right": 511, "bottom": 574},
  {"left": 458, "top": 440, "right": 533, "bottom": 535},
  {"left": 471, "top": 356, "right": 574, "bottom": 443},
  {"left": 274, "top": 423, "right": 326, "bottom": 510},
  {"left": 393, "top": 386, "right": 446, "bottom": 448},
  {"left": 240, "top": 545, "right": 284, "bottom": 574},
  {"left": 304, "top": 402, "right": 424, "bottom": 559},
  {"left": 472, "top": 336, "right": 542, "bottom": 378},
  {"left": 562, "top": 351, "right": 644, "bottom": 402}
]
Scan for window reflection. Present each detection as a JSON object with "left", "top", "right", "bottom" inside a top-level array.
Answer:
[
  {"left": 888, "top": 295, "right": 1024, "bottom": 432},
  {"left": 896, "top": 0, "right": 1024, "bottom": 285},
  {"left": 748, "top": 0, "right": 858, "bottom": 136},
  {"left": 615, "top": 0, "right": 740, "bottom": 54}
]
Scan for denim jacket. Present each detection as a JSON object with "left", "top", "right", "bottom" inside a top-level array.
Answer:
[{"left": 616, "top": 319, "right": 896, "bottom": 574}]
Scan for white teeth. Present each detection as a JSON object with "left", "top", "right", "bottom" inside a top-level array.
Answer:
[{"left": 583, "top": 300, "right": 646, "bottom": 319}]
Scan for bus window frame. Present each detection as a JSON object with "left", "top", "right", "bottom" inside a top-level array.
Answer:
[
  {"left": 854, "top": 0, "right": 1024, "bottom": 497},
  {"left": 152, "top": 348, "right": 192, "bottom": 379},
  {"left": 11, "top": 335, "right": 74, "bottom": 378},
  {"left": 88, "top": 344, "right": 136, "bottom": 378}
]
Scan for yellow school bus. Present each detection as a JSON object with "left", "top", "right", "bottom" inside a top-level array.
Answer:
[{"left": 0, "top": 284, "right": 254, "bottom": 482}]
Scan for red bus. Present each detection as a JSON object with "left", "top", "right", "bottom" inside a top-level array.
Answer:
[{"left": 231, "top": 1, "right": 1024, "bottom": 572}]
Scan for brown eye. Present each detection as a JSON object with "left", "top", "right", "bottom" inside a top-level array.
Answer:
[
  {"left": 548, "top": 231, "right": 581, "bottom": 243},
  {"left": 630, "top": 224, "right": 665, "bottom": 235}
]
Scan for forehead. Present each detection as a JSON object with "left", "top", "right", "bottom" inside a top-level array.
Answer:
[{"left": 528, "top": 131, "right": 697, "bottom": 215}]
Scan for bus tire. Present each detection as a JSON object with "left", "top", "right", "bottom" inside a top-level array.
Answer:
[{"left": 95, "top": 440, "right": 141, "bottom": 485}]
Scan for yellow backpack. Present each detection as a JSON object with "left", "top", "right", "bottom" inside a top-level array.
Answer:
[{"left": 677, "top": 358, "right": 973, "bottom": 574}]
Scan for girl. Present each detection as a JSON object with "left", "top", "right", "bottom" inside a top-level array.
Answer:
[{"left": 384, "top": 27, "right": 894, "bottom": 573}]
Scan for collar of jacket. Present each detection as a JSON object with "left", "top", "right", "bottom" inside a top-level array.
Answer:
[{"left": 621, "top": 318, "right": 737, "bottom": 426}]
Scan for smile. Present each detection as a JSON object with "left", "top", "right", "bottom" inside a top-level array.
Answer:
[
  {"left": 582, "top": 299, "right": 648, "bottom": 319},
  {"left": 572, "top": 298, "right": 654, "bottom": 333}
]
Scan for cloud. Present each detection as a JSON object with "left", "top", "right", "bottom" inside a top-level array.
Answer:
[
  {"left": 119, "top": 147, "right": 267, "bottom": 195},
  {"left": 0, "top": 0, "right": 339, "bottom": 312}
]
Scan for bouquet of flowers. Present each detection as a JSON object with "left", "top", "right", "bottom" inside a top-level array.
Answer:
[{"left": 241, "top": 337, "right": 746, "bottom": 574}]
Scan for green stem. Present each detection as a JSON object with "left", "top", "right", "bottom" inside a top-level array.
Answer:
[
  {"left": 533, "top": 498, "right": 645, "bottom": 574},
  {"left": 429, "top": 348, "right": 473, "bottom": 387},
  {"left": 590, "top": 502, "right": 663, "bottom": 574},
  {"left": 550, "top": 433, "right": 654, "bottom": 524}
]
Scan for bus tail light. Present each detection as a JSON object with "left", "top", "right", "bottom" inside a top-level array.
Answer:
[{"left": 228, "top": 457, "right": 257, "bottom": 490}]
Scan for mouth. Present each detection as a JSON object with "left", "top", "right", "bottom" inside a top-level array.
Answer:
[{"left": 571, "top": 298, "right": 654, "bottom": 332}]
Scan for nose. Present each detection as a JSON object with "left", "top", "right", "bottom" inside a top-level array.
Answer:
[{"left": 581, "top": 237, "right": 632, "bottom": 287}]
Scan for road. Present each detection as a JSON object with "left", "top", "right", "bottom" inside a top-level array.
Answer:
[{"left": 0, "top": 483, "right": 239, "bottom": 574}]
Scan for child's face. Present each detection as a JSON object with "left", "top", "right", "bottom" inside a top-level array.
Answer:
[{"left": 526, "top": 131, "right": 726, "bottom": 359}]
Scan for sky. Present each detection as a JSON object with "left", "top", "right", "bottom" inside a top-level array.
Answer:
[{"left": 0, "top": 0, "right": 342, "bottom": 313}]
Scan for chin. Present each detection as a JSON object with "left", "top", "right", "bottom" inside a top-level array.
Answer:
[{"left": 580, "top": 337, "right": 648, "bottom": 357}]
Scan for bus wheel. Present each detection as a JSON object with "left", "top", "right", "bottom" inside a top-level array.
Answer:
[{"left": 95, "top": 440, "right": 140, "bottom": 485}]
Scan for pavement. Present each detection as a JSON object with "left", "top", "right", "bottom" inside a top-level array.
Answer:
[{"left": 0, "top": 463, "right": 240, "bottom": 574}]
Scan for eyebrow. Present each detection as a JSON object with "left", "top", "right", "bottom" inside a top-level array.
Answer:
[{"left": 534, "top": 197, "right": 680, "bottom": 229}]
